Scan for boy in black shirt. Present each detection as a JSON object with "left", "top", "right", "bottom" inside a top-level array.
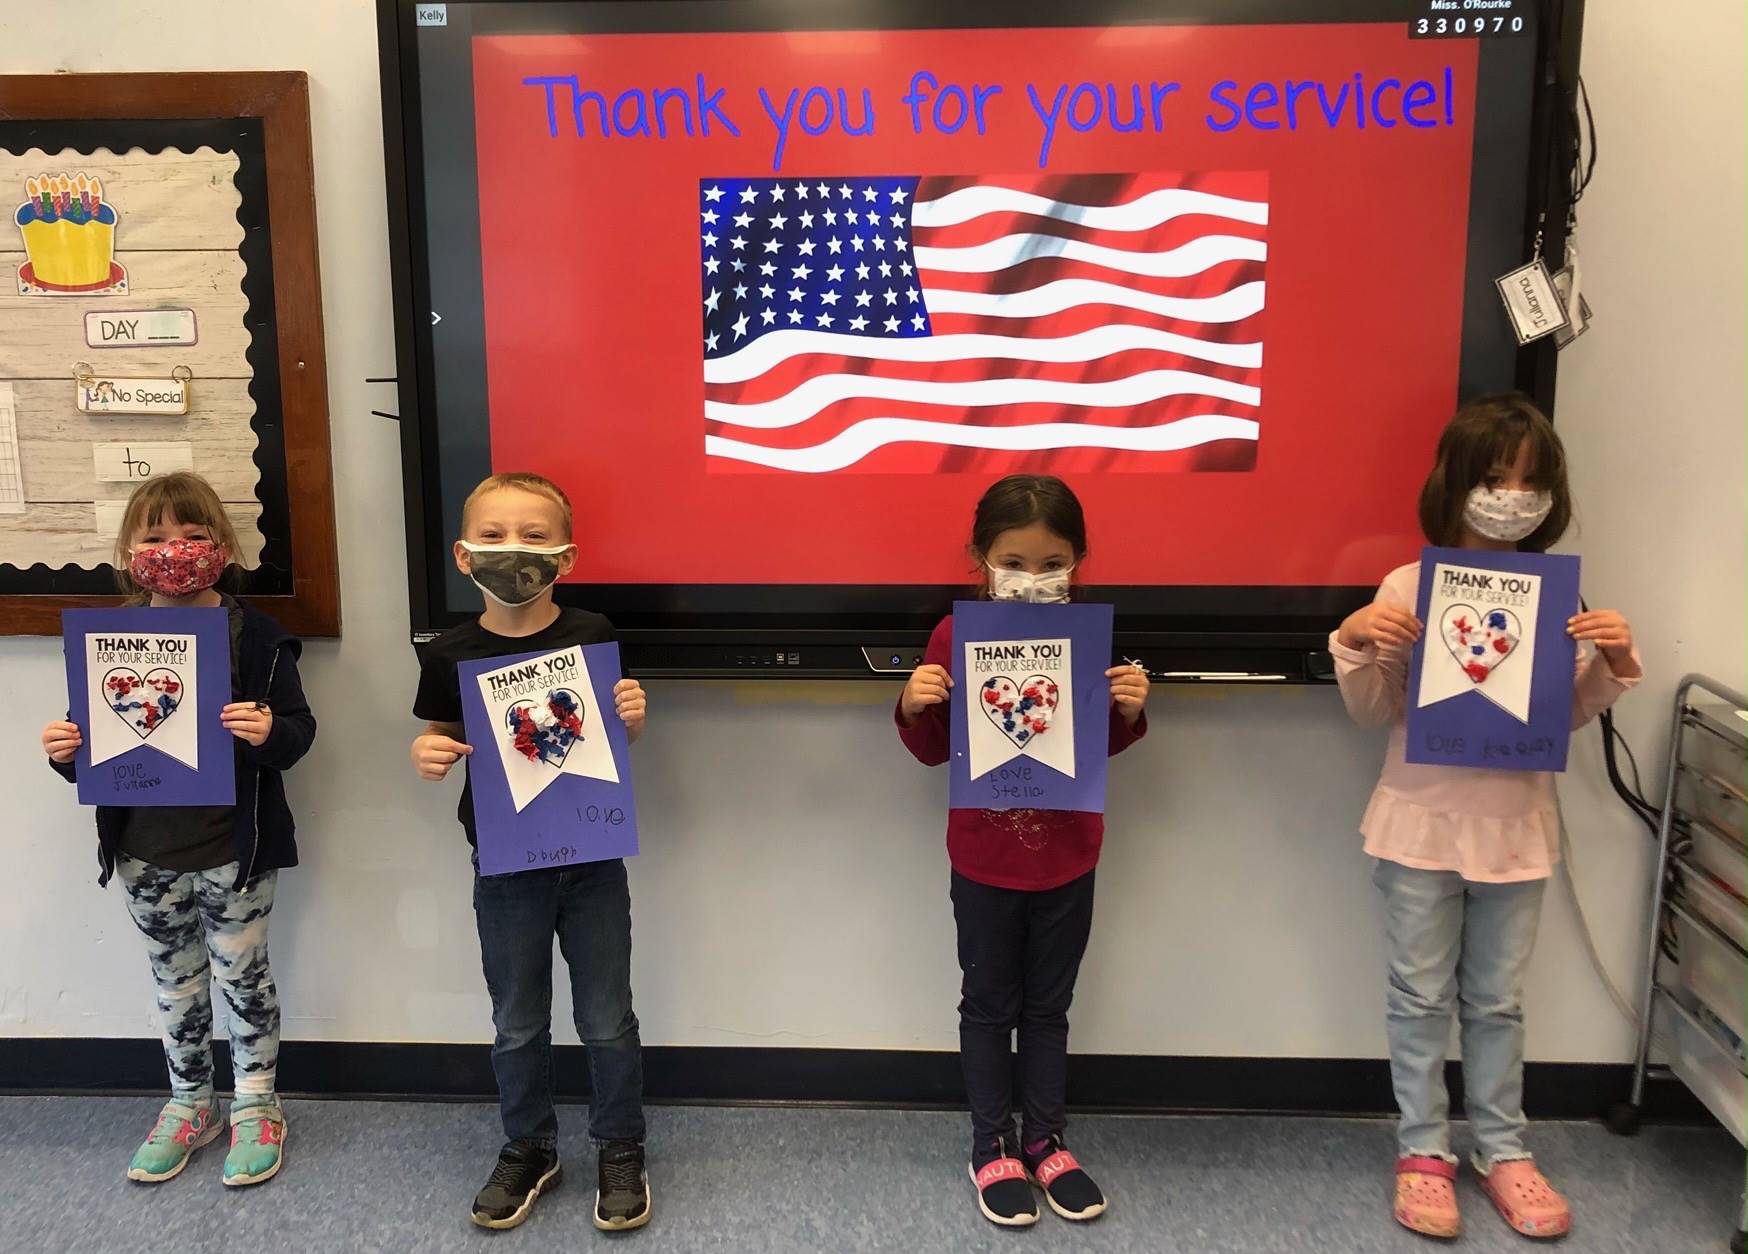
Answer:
[{"left": 412, "top": 472, "right": 651, "bottom": 1232}]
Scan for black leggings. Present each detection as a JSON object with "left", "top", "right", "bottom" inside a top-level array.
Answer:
[{"left": 950, "top": 869, "right": 1096, "bottom": 1153}]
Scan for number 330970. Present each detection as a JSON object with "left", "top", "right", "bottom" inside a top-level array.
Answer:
[{"left": 1412, "top": 15, "right": 1527, "bottom": 37}]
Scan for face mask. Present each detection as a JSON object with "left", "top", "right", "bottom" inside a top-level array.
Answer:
[
  {"left": 987, "top": 564, "right": 1073, "bottom": 604},
  {"left": 1462, "top": 487, "right": 1554, "bottom": 543},
  {"left": 129, "top": 538, "right": 228, "bottom": 598},
  {"left": 460, "top": 541, "right": 570, "bottom": 607}
]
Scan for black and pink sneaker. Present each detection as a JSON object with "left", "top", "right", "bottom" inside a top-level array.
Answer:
[
  {"left": 969, "top": 1137, "right": 1039, "bottom": 1227},
  {"left": 1023, "top": 1135, "right": 1107, "bottom": 1221}
]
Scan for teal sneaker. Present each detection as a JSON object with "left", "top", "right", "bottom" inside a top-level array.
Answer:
[
  {"left": 126, "top": 1100, "right": 221, "bottom": 1182},
  {"left": 222, "top": 1101, "right": 287, "bottom": 1187}
]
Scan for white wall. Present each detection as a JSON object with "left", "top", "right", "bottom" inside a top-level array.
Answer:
[{"left": 0, "top": 0, "right": 1741, "bottom": 1065}]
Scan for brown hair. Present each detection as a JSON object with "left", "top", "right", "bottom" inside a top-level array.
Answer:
[
  {"left": 112, "top": 472, "right": 243, "bottom": 603},
  {"left": 1417, "top": 393, "right": 1572, "bottom": 551},
  {"left": 461, "top": 472, "right": 573, "bottom": 541},
  {"left": 968, "top": 474, "right": 1088, "bottom": 593}
]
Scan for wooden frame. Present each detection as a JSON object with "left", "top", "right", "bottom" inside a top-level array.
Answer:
[{"left": 0, "top": 72, "right": 339, "bottom": 636}]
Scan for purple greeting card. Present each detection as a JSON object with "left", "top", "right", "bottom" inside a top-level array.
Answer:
[
  {"left": 1405, "top": 547, "right": 1581, "bottom": 771},
  {"left": 63, "top": 606, "right": 235, "bottom": 806},
  {"left": 949, "top": 599, "right": 1115, "bottom": 813},
  {"left": 459, "top": 640, "right": 639, "bottom": 876}
]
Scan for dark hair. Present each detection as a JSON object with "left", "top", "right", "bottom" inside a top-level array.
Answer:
[
  {"left": 968, "top": 474, "right": 1088, "bottom": 579},
  {"left": 112, "top": 471, "right": 245, "bottom": 604},
  {"left": 1417, "top": 393, "right": 1571, "bottom": 551}
]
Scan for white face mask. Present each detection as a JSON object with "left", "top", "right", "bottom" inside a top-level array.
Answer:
[
  {"left": 987, "top": 564, "right": 1073, "bottom": 604},
  {"left": 1463, "top": 487, "right": 1553, "bottom": 543}
]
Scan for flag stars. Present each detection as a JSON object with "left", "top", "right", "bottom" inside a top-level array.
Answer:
[
  {"left": 770, "top": 184, "right": 787, "bottom": 201},
  {"left": 732, "top": 282, "right": 748, "bottom": 300},
  {"left": 767, "top": 213, "right": 787, "bottom": 230},
  {"left": 787, "top": 286, "right": 805, "bottom": 302},
  {"left": 823, "top": 208, "right": 838, "bottom": 226},
  {"left": 701, "top": 209, "right": 719, "bottom": 225},
  {"left": 846, "top": 208, "right": 860, "bottom": 225},
  {"left": 704, "top": 287, "right": 721, "bottom": 312},
  {"left": 703, "top": 185, "right": 724, "bottom": 202},
  {"left": 856, "top": 262, "right": 871, "bottom": 280},
  {"left": 799, "top": 211, "right": 815, "bottom": 229},
  {"left": 759, "top": 261, "right": 777, "bottom": 276},
  {"left": 883, "top": 288, "right": 898, "bottom": 305},
  {"left": 899, "top": 261, "right": 913, "bottom": 276},
  {"left": 788, "top": 308, "right": 803, "bottom": 324},
  {"left": 911, "top": 313, "right": 926, "bottom": 330},
  {"left": 704, "top": 256, "right": 720, "bottom": 275},
  {"left": 862, "top": 186, "right": 879, "bottom": 202},
  {"left": 705, "top": 330, "right": 719, "bottom": 350},
  {"left": 838, "top": 183, "right": 853, "bottom": 198},
  {"left": 907, "top": 287, "right": 920, "bottom": 302},
  {"left": 733, "top": 211, "right": 752, "bottom": 228},
  {"left": 730, "top": 258, "right": 746, "bottom": 272},
  {"left": 731, "top": 312, "right": 749, "bottom": 340},
  {"left": 878, "top": 260, "right": 892, "bottom": 277},
  {"left": 826, "top": 236, "right": 842, "bottom": 254},
  {"left": 793, "top": 183, "right": 810, "bottom": 199},
  {"left": 739, "top": 186, "right": 758, "bottom": 203},
  {"left": 796, "top": 238, "right": 816, "bottom": 256},
  {"left": 872, "top": 235, "right": 887, "bottom": 251},
  {"left": 825, "top": 264, "right": 844, "bottom": 282},
  {"left": 849, "top": 315, "right": 869, "bottom": 331},
  {"left": 701, "top": 231, "right": 718, "bottom": 248},
  {"left": 850, "top": 236, "right": 865, "bottom": 252},
  {"left": 791, "top": 263, "right": 812, "bottom": 279},
  {"left": 763, "top": 239, "right": 782, "bottom": 254},
  {"left": 894, "top": 237, "right": 908, "bottom": 251},
  {"left": 820, "top": 290, "right": 840, "bottom": 306},
  {"left": 758, "top": 283, "right": 775, "bottom": 299},
  {"left": 854, "top": 290, "right": 872, "bottom": 307},
  {"left": 760, "top": 307, "right": 776, "bottom": 325},
  {"left": 888, "top": 213, "right": 904, "bottom": 229},
  {"left": 817, "top": 312, "right": 835, "bottom": 327},
  {"left": 729, "top": 235, "right": 747, "bottom": 250},
  {"left": 888, "top": 187, "right": 908, "bottom": 203},
  {"left": 882, "top": 316, "right": 900, "bottom": 332}
]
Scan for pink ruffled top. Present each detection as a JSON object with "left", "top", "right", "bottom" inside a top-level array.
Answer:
[{"left": 1330, "top": 562, "right": 1641, "bottom": 883}]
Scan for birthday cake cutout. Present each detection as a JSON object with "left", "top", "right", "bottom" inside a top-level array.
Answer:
[{"left": 15, "top": 172, "right": 127, "bottom": 295}]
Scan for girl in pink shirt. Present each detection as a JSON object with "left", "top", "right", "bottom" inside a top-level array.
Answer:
[{"left": 1330, "top": 395, "right": 1640, "bottom": 1242}]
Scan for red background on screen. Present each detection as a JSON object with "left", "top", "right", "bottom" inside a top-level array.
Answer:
[{"left": 471, "top": 24, "right": 1479, "bottom": 586}]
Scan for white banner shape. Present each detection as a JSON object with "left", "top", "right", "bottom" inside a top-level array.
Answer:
[
  {"left": 964, "top": 636, "right": 1077, "bottom": 780},
  {"left": 86, "top": 631, "right": 201, "bottom": 769},
  {"left": 476, "top": 647, "right": 619, "bottom": 813},
  {"left": 1416, "top": 562, "right": 1541, "bottom": 724}
]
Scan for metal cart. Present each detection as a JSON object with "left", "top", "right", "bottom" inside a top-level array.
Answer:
[{"left": 1610, "top": 675, "right": 1747, "bottom": 1254}]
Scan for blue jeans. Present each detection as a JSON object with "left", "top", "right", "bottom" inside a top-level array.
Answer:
[
  {"left": 1374, "top": 859, "right": 1546, "bottom": 1164},
  {"left": 473, "top": 859, "right": 645, "bottom": 1147}
]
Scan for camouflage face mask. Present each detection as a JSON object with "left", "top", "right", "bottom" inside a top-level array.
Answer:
[{"left": 458, "top": 541, "right": 571, "bottom": 607}]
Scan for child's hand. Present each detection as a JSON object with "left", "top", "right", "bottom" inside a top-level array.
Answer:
[
  {"left": 1568, "top": 609, "right": 1641, "bottom": 677},
  {"left": 412, "top": 732, "right": 472, "bottom": 781},
  {"left": 42, "top": 720, "right": 82, "bottom": 763},
  {"left": 1106, "top": 664, "right": 1150, "bottom": 725},
  {"left": 614, "top": 678, "right": 647, "bottom": 736},
  {"left": 1337, "top": 601, "right": 1423, "bottom": 650},
  {"left": 221, "top": 702, "right": 273, "bottom": 746},
  {"left": 900, "top": 664, "right": 953, "bottom": 723}
]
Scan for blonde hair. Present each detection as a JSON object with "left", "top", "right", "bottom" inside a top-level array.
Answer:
[
  {"left": 112, "top": 472, "right": 242, "bottom": 603},
  {"left": 461, "top": 472, "right": 573, "bottom": 540}
]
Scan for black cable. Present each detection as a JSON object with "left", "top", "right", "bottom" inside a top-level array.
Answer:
[{"left": 1577, "top": 596, "right": 1660, "bottom": 836}]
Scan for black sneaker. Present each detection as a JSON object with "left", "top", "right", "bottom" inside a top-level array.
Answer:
[
  {"left": 1022, "top": 1134, "right": 1106, "bottom": 1221},
  {"left": 594, "top": 1140, "right": 652, "bottom": 1231},
  {"left": 970, "top": 1135, "right": 1040, "bottom": 1227},
  {"left": 470, "top": 1140, "right": 561, "bottom": 1230}
]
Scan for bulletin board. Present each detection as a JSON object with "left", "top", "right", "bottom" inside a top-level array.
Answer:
[{"left": 0, "top": 73, "right": 339, "bottom": 636}]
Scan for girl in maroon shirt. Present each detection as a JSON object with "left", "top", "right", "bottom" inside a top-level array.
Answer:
[{"left": 895, "top": 475, "right": 1150, "bottom": 1228}]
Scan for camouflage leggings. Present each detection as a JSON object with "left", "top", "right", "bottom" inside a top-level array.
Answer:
[{"left": 116, "top": 854, "right": 280, "bottom": 1105}]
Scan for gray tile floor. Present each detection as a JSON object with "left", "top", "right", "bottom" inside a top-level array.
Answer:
[{"left": 0, "top": 1097, "right": 1741, "bottom": 1253}]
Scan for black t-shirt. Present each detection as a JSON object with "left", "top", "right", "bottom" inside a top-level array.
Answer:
[
  {"left": 414, "top": 607, "right": 616, "bottom": 845},
  {"left": 118, "top": 595, "right": 245, "bottom": 872}
]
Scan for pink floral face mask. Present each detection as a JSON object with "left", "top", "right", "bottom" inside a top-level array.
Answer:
[{"left": 129, "top": 537, "right": 228, "bottom": 598}]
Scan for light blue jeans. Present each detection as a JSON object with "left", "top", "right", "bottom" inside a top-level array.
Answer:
[{"left": 1373, "top": 858, "right": 1546, "bottom": 1165}]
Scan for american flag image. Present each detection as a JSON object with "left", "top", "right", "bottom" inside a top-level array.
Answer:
[{"left": 698, "top": 172, "right": 1267, "bottom": 474}]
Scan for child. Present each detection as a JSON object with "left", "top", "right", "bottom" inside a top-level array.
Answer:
[
  {"left": 410, "top": 472, "right": 652, "bottom": 1232},
  {"left": 41, "top": 471, "right": 315, "bottom": 1186},
  {"left": 896, "top": 474, "right": 1150, "bottom": 1228},
  {"left": 1329, "top": 394, "right": 1640, "bottom": 1240}
]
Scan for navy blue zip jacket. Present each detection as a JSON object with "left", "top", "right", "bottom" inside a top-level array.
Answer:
[{"left": 50, "top": 601, "right": 317, "bottom": 891}]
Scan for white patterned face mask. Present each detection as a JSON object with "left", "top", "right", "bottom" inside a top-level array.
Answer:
[
  {"left": 987, "top": 565, "right": 1073, "bottom": 604},
  {"left": 1463, "top": 487, "right": 1553, "bottom": 542}
]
